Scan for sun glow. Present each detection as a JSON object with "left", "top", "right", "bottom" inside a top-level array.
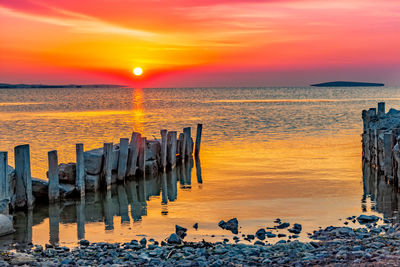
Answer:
[{"left": 133, "top": 67, "right": 143, "bottom": 76}]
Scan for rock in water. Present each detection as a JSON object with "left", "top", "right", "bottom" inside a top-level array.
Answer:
[
  {"left": 167, "top": 233, "right": 182, "bottom": 244},
  {"left": 176, "top": 225, "right": 187, "bottom": 233},
  {"left": 218, "top": 218, "right": 239, "bottom": 234},
  {"left": 277, "top": 222, "right": 290, "bottom": 229},
  {"left": 193, "top": 223, "right": 199, "bottom": 230},
  {"left": 0, "top": 214, "right": 15, "bottom": 236},
  {"left": 357, "top": 215, "right": 379, "bottom": 224},
  {"left": 57, "top": 163, "right": 76, "bottom": 184},
  {"left": 84, "top": 149, "right": 103, "bottom": 175},
  {"left": 31, "top": 177, "right": 49, "bottom": 200},
  {"left": 255, "top": 228, "right": 266, "bottom": 240},
  {"left": 85, "top": 174, "right": 100, "bottom": 192}
]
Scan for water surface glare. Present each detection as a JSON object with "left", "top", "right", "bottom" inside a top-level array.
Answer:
[{"left": 0, "top": 86, "right": 400, "bottom": 246}]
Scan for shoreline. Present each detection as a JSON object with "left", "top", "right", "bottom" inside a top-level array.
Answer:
[{"left": 1, "top": 215, "right": 399, "bottom": 266}]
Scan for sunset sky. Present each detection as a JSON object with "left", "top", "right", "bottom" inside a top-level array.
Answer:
[{"left": 1, "top": 0, "right": 399, "bottom": 87}]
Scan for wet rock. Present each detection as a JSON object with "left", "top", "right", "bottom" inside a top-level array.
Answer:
[
  {"left": 193, "top": 223, "right": 199, "bottom": 230},
  {"left": 59, "top": 183, "right": 76, "bottom": 198},
  {"left": 85, "top": 174, "right": 100, "bottom": 192},
  {"left": 145, "top": 160, "right": 159, "bottom": 176},
  {"left": 57, "top": 163, "right": 76, "bottom": 184},
  {"left": 9, "top": 252, "right": 35, "bottom": 265},
  {"left": 79, "top": 239, "right": 90, "bottom": 246},
  {"left": 277, "top": 222, "right": 290, "bottom": 229},
  {"left": 218, "top": 218, "right": 238, "bottom": 234},
  {"left": 140, "top": 237, "right": 147, "bottom": 246},
  {"left": 0, "top": 214, "right": 15, "bottom": 236},
  {"left": 357, "top": 215, "right": 380, "bottom": 224},
  {"left": 167, "top": 233, "right": 182, "bottom": 244},
  {"left": 84, "top": 149, "right": 103, "bottom": 175},
  {"left": 255, "top": 228, "right": 266, "bottom": 240},
  {"left": 266, "top": 232, "right": 276, "bottom": 238},
  {"left": 31, "top": 177, "right": 48, "bottom": 200}
]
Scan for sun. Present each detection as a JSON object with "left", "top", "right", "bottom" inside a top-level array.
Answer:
[{"left": 133, "top": 67, "right": 143, "bottom": 76}]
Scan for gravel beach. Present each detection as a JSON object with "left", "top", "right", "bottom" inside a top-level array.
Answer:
[{"left": 1, "top": 215, "right": 400, "bottom": 266}]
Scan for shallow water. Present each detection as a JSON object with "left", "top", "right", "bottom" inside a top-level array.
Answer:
[{"left": 0, "top": 86, "right": 400, "bottom": 247}]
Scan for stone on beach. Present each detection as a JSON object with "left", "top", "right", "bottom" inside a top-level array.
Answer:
[
  {"left": 255, "top": 228, "right": 266, "bottom": 240},
  {"left": 167, "top": 233, "right": 182, "bottom": 244}
]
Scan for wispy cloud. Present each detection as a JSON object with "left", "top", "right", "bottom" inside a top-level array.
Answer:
[{"left": 0, "top": 4, "right": 157, "bottom": 40}]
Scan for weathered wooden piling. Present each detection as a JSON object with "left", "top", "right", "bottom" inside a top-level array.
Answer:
[
  {"left": 195, "top": 124, "right": 203, "bottom": 157},
  {"left": 118, "top": 138, "right": 129, "bottom": 181},
  {"left": 384, "top": 133, "right": 393, "bottom": 177},
  {"left": 138, "top": 137, "right": 146, "bottom": 174},
  {"left": 160, "top": 130, "right": 168, "bottom": 172},
  {"left": 48, "top": 150, "right": 60, "bottom": 203},
  {"left": 103, "top": 143, "right": 113, "bottom": 189},
  {"left": 179, "top": 133, "right": 186, "bottom": 162},
  {"left": 183, "top": 127, "right": 192, "bottom": 158},
  {"left": 14, "top": 144, "right": 33, "bottom": 209},
  {"left": 378, "top": 102, "right": 385, "bottom": 118},
  {"left": 127, "top": 132, "right": 141, "bottom": 176},
  {"left": 167, "top": 131, "right": 177, "bottom": 169},
  {"left": 76, "top": 143, "right": 85, "bottom": 197},
  {"left": 0, "top": 151, "right": 9, "bottom": 200}
]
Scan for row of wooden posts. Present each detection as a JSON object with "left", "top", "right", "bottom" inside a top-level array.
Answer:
[
  {"left": 0, "top": 124, "right": 203, "bottom": 211},
  {"left": 362, "top": 102, "right": 400, "bottom": 185}
]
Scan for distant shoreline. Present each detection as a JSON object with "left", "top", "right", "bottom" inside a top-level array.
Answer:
[
  {"left": 311, "top": 81, "right": 384, "bottom": 87},
  {"left": 0, "top": 83, "right": 126, "bottom": 89}
]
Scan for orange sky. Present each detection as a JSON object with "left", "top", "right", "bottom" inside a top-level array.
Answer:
[{"left": 1, "top": 0, "right": 399, "bottom": 87}]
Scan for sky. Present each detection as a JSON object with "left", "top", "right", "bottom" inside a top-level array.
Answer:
[{"left": 0, "top": 0, "right": 399, "bottom": 87}]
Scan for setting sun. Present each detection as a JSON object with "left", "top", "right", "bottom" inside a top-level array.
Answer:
[{"left": 133, "top": 67, "right": 143, "bottom": 76}]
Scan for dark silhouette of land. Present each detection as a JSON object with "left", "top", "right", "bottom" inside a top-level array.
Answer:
[
  {"left": 0, "top": 83, "right": 125, "bottom": 89},
  {"left": 311, "top": 81, "right": 384, "bottom": 87}
]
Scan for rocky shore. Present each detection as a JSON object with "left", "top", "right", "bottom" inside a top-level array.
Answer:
[{"left": 1, "top": 215, "right": 400, "bottom": 266}]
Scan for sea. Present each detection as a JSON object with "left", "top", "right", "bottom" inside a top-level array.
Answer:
[{"left": 0, "top": 86, "right": 399, "bottom": 247}]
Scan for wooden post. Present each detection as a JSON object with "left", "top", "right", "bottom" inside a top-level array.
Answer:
[
  {"left": 103, "top": 143, "right": 113, "bottom": 189},
  {"left": 195, "top": 124, "right": 203, "bottom": 157},
  {"left": 76, "top": 144, "right": 85, "bottom": 197},
  {"left": 118, "top": 138, "right": 129, "bottom": 182},
  {"left": 183, "top": 127, "right": 192, "bottom": 158},
  {"left": 160, "top": 130, "right": 168, "bottom": 172},
  {"left": 378, "top": 102, "right": 385, "bottom": 118},
  {"left": 384, "top": 132, "right": 393, "bottom": 177},
  {"left": 138, "top": 137, "right": 147, "bottom": 175},
  {"left": 167, "top": 131, "right": 177, "bottom": 169},
  {"left": 0, "top": 151, "right": 8, "bottom": 200},
  {"left": 127, "top": 132, "right": 141, "bottom": 176},
  {"left": 14, "top": 144, "right": 33, "bottom": 209},
  {"left": 179, "top": 133, "right": 186, "bottom": 162},
  {"left": 362, "top": 110, "right": 368, "bottom": 133},
  {"left": 374, "top": 129, "right": 378, "bottom": 168},
  {"left": 48, "top": 150, "right": 59, "bottom": 203}
]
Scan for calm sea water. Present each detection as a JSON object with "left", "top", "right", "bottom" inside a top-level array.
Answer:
[{"left": 0, "top": 86, "right": 400, "bottom": 247}]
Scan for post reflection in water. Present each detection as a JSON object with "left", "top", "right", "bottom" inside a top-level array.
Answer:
[
  {"left": 6, "top": 158, "right": 202, "bottom": 246},
  {"left": 362, "top": 160, "right": 399, "bottom": 221}
]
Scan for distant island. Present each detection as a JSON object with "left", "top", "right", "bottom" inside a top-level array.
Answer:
[
  {"left": 311, "top": 81, "right": 384, "bottom": 87},
  {"left": 0, "top": 83, "right": 126, "bottom": 89}
]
